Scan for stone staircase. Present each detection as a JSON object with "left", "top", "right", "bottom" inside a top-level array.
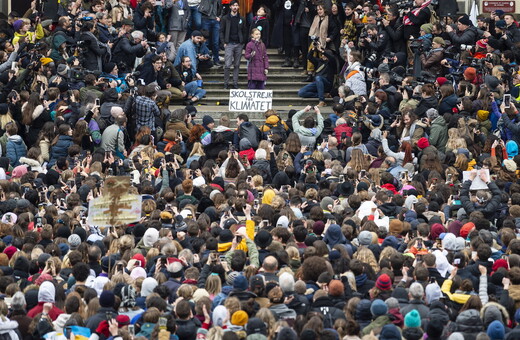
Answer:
[{"left": 169, "top": 48, "right": 333, "bottom": 128}]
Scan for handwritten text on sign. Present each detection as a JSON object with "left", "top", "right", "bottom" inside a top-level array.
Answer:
[{"left": 229, "top": 90, "right": 273, "bottom": 112}]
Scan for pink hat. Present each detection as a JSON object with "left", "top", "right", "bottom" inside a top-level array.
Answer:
[
  {"left": 11, "top": 165, "right": 28, "bottom": 179},
  {"left": 130, "top": 267, "right": 147, "bottom": 280}
]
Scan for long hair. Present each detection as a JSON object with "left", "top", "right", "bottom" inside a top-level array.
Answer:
[
  {"left": 225, "top": 156, "right": 241, "bottom": 179},
  {"left": 133, "top": 126, "right": 151, "bottom": 149},
  {"left": 285, "top": 132, "right": 302, "bottom": 154},
  {"left": 401, "top": 142, "right": 413, "bottom": 165},
  {"left": 189, "top": 142, "right": 205, "bottom": 157},
  {"left": 439, "top": 84, "right": 455, "bottom": 105},
  {"left": 22, "top": 93, "right": 42, "bottom": 125},
  {"left": 72, "top": 120, "right": 88, "bottom": 145},
  {"left": 189, "top": 124, "right": 206, "bottom": 143},
  {"left": 347, "top": 149, "right": 368, "bottom": 172}
]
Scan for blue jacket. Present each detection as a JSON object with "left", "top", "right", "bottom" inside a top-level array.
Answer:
[
  {"left": 6, "top": 135, "right": 27, "bottom": 167},
  {"left": 48, "top": 135, "right": 74, "bottom": 168},
  {"left": 174, "top": 39, "right": 210, "bottom": 74}
]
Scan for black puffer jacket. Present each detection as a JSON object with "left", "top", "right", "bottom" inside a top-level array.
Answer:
[{"left": 311, "top": 296, "right": 346, "bottom": 328}]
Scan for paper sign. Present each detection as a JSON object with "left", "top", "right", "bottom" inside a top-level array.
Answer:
[
  {"left": 462, "top": 169, "right": 490, "bottom": 190},
  {"left": 87, "top": 177, "right": 142, "bottom": 226},
  {"left": 229, "top": 89, "right": 273, "bottom": 112}
]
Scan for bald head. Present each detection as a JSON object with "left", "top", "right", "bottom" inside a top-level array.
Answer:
[{"left": 263, "top": 256, "right": 278, "bottom": 272}]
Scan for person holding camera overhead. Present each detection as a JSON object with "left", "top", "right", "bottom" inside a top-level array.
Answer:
[{"left": 358, "top": 24, "right": 389, "bottom": 68}]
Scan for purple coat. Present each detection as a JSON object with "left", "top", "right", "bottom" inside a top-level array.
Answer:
[{"left": 245, "top": 40, "right": 269, "bottom": 81}]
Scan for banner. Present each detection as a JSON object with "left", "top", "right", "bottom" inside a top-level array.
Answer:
[
  {"left": 87, "top": 177, "right": 142, "bottom": 226},
  {"left": 228, "top": 89, "right": 273, "bottom": 112}
]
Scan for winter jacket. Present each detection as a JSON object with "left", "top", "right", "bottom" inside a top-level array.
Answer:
[
  {"left": 245, "top": 39, "right": 269, "bottom": 82},
  {"left": 236, "top": 122, "right": 262, "bottom": 149},
  {"left": 415, "top": 96, "right": 438, "bottom": 118},
  {"left": 344, "top": 62, "right": 367, "bottom": 96},
  {"left": 19, "top": 157, "right": 45, "bottom": 173},
  {"left": 268, "top": 303, "right": 297, "bottom": 321},
  {"left": 78, "top": 31, "right": 107, "bottom": 72},
  {"left": 111, "top": 35, "right": 147, "bottom": 73},
  {"left": 27, "top": 302, "right": 64, "bottom": 321},
  {"left": 292, "top": 109, "right": 324, "bottom": 147},
  {"left": 448, "top": 26, "right": 479, "bottom": 46},
  {"left": 6, "top": 135, "right": 26, "bottom": 167},
  {"left": 311, "top": 296, "right": 346, "bottom": 328},
  {"left": 460, "top": 180, "right": 501, "bottom": 221},
  {"left": 100, "top": 124, "right": 125, "bottom": 154},
  {"left": 362, "top": 315, "right": 392, "bottom": 336},
  {"left": 176, "top": 318, "right": 201, "bottom": 340},
  {"left": 133, "top": 4, "right": 155, "bottom": 37},
  {"left": 202, "top": 125, "right": 234, "bottom": 159},
  {"left": 420, "top": 48, "right": 444, "bottom": 76},
  {"left": 49, "top": 34, "right": 68, "bottom": 64},
  {"left": 438, "top": 94, "right": 458, "bottom": 115},
  {"left": 400, "top": 299, "right": 430, "bottom": 319},
  {"left": 453, "top": 309, "right": 483, "bottom": 339},
  {"left": 165, "top": 0, "right": 190, "bottom": 31},
  {"left": 334, "top": 123, "right": 353, "bottom": 140},
  {"left": 48, "top": 135, "right": 74, "bottom": 168},
  {"left": 220, "top": 13, "right": 248, "bottom": 45},
  {"left": 85, "top": 307, "right": 118, "bottom": 332},
  {"left": 428, "top": 116, "right": 448, "bottom": 152}
]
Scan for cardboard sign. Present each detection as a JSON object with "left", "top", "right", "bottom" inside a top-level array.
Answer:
[
  {"left": 87, "top": 177, "right": 142, "bottom": 226},
  {"left": 482, "top": 1, "right": 515, "bottom": 13},
  {"left": 229, "top": 89, "right": 273, "bottom": 112},
  {"left": 462, "top": 169, "right": 490, "bottom": 190}
]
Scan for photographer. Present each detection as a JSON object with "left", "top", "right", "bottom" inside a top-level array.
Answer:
[
  {"left": 382, "top": 7, "right": 406, "bottom": 54},
  {"left": 402, "top": 0, "right": 431, "bottom": 41},
  {"left": 446, "top": 15, "right": 478, "bottom": 48},
  {"left": 111, "top": 25, "right": 149, "bottom": 74},
  {"left": 297, "top": 42, "right": 337, "bottom": 107},
  {"left": 78, "top": 21, "right": 108, "bottom": 72},
  {"left": 359, "top": 24, "right": 389, "bottom": 67},
  {"left": 460, "top": 169, "right": 502, "bottom": 221},
  {"left": 420, "top": 37, "right": 445, "bottom": 77}
]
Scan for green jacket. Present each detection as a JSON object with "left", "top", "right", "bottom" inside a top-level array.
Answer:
[
  {"left": 362, "top": 315, "right": 392, "bottom": 336},
  {"left": 225, "top": 237, "right": 260, "bottom": 267},
  {"left": 292, "top": 109, "right": 324, "bottom": 147},
  {"left": 428, "top": 116, "right": 448, "bottom": 153}
]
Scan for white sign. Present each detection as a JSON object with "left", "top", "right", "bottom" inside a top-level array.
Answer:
[
  {"left": 228, "top": 89, "right": 273, "bottom": 112},
  {"left": 462, "top": 169, "right": 490, "bottom": 190}
]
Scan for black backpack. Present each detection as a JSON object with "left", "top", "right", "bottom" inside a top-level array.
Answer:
[
  {"left": 239, "top": 123, "right": 259, "bottom": 148},
  {"left": 263, "top": 121, "right": 287, "bottom": 140}
]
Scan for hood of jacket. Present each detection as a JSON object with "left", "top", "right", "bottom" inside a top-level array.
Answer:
[
  {"left": 265, "top": 115, "right": 282, "bottom": 125},
  {"left": 19, "top": 157, "right": 41, "bottom": 168},
  {"left": 507, "top": 140, "right": 519, "bottom": 158},
  {"left": 213, "top": 125, "right": 232, "bottom": 133},
  {"left": 8, "top": 135, "right": 23, "bottom": 145},
  {"left": 38, "top": 281, "right": 55, "bottom": 303},
  {"left": 481, "top": 302, "right": 509, "bottom": 327},
  {"left": 455, "top": 309, "right": 483, "bottom": 332}
]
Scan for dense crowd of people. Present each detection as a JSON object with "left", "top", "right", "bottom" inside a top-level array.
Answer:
[{"left": 3, "top": 0, "right": 520, "bottom": 340}]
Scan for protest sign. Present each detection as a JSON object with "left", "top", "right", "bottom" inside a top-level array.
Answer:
[
  {"left": 87, "top": 177, "right": 142, "bottom": 226},
  {"left": 462, "top": 169, "right": 490, "bottom": 190},
  {"left": 228, "top": 89, "right": 273, "bottom": 112}
]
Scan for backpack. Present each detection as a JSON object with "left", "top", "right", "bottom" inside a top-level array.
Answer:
[
  {"left": 263, "top": 121, "right": 287, "bottom": 140},
  {"left": 239, "top": 123, "right": 259, "bottom": 148}
]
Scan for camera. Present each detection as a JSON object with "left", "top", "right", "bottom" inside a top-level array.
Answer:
[
  {"left": 310, "top": 35, "right": 320, "bottom": 46},
  {"left": 460, "top": 44, "right": 473, "bottom": 51},
  {"left": 367, "top": 53, "right": 378, "bottom": 62}
]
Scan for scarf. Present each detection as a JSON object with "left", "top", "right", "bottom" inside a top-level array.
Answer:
[
  {"left": 355, "top": 273, "right": 367, "bottom": 287},
  {"left": 309, "top": 15, "right": 329, "bottom": 46},
  {"left": 403, "top": 0, "right": 431, "bottom": 26},
  {"left": 163, "top": 139, "right": 176, "bottom": 152}
]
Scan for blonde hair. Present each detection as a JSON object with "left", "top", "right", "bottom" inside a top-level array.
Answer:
[
  {"left": 286, "top": 246, "right": 300, "bottom": 260},
  {"left": 223, "top": 296, "right": 240, "bottom": 317},
  {"left": 256, "top": 308, "right": 277, "bottom": 340},
  {"left": 205, "top": 275, "right": 222, "bottom": 296},
  {"left": 354, "top": 246, "right": 379, "bottom": 273},
  {"left": 189, "top": 142, "right": 205, "bottom": 157}
]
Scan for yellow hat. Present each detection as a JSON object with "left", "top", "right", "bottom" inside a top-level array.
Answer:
[
  {"left": 477, "top": 110, "right": 490, "bottom": 121},
  {"left": 231, "top": 310, "right": 249, "bottom": 326},
  {"left": 261, "top": 189, "right": 275, "bottom": 205},
  {"left": 40, "top": 57, "right": 53, "bottom": 66}
]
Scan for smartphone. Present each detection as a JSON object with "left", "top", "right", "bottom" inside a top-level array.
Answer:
[
  {"left": 128, "top": 325, "right": 135, "bottom": 337},
  {"left": 247, "top": 176, "right": 252, "bottom": 182},
  {"left": 95, "top": 98, "right": 100, "bottom": 106},
  {"left": 262, "top": 219, "right": 269, "bottom": 227},
  {"left": 11, "top": 62, "right": 16, "bottom": 70},
  {"left": 254, "top": 199, "right": 259, "bottom": 208},
  {"left": 504, "top": 94, "right": 511, "bottom": 108},
  {"left": 176, "top": 130, "right": 181, "bottom": 138},
  {"left": 116, "top": 263, "right": 124, "bottom": 272},
  {"left": 400, "top": 172, "right": 407, "bottom": 180},
  {"left": 453, "top": 258, "right": 461, "bottom": 265},
  {"left": 339, "top": 174, "right": 345, "bottom": 182},
  {"left": 360, "top": 170, "right": 366, "bottom": 178},
  {"left": 135, "top": 260, "right": 141, "bottom": 266}
]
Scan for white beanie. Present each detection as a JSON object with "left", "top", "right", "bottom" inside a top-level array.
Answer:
[{"left": 143, "top": 228, "right": 159, "bottom": 247}]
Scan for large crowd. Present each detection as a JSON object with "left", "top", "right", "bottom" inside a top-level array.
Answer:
[{"left": 2, "top": 0, "right": 520, "bottom": 340}]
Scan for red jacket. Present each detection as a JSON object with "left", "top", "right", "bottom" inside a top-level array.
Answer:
[
  {"left": 334, "top": 124, "right": 353, "bottom": 141},
  {"left": 27, "top": 303, "right": 64, "bottom": 321},
  {"left": 239, "top": 149, "right": 256, "bottom": 162}
]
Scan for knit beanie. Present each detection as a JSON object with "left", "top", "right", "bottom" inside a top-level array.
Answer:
[
  {"left": 99, "top": 290, "right": 115, "bottom": 308},
  {"left": 405, "top": 309, "right": 421, "bottom": 328},
  {"left": 370, "top": 299, "right": 388, "bottom": 317},
  {"left": 487, "top": 320, "right": 505, "bottom": 340},
  {"left": 376, "top": 274, "right": 392, "bottom": 291}
]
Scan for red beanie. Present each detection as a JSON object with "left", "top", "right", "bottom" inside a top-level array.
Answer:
[
  {"left": 436, "top": 77, "right": 448, "bottom": 86},
  {"left": 376, "top": 274, "right": 392, "bottom": 291},
  {"left": 492, "top": 259, "right": 508, "bottom": 274},
  {"left": 417, "top": 137, "right": 430, "bottom": 149}
]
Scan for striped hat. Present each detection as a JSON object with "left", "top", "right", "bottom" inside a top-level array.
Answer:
[{"left": 376, "top": 274, "right": 392, "bottom": 291}]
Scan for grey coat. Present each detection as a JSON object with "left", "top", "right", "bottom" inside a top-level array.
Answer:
[{"left": 166, "top": 0, "right": 191, "bottom": 31}]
